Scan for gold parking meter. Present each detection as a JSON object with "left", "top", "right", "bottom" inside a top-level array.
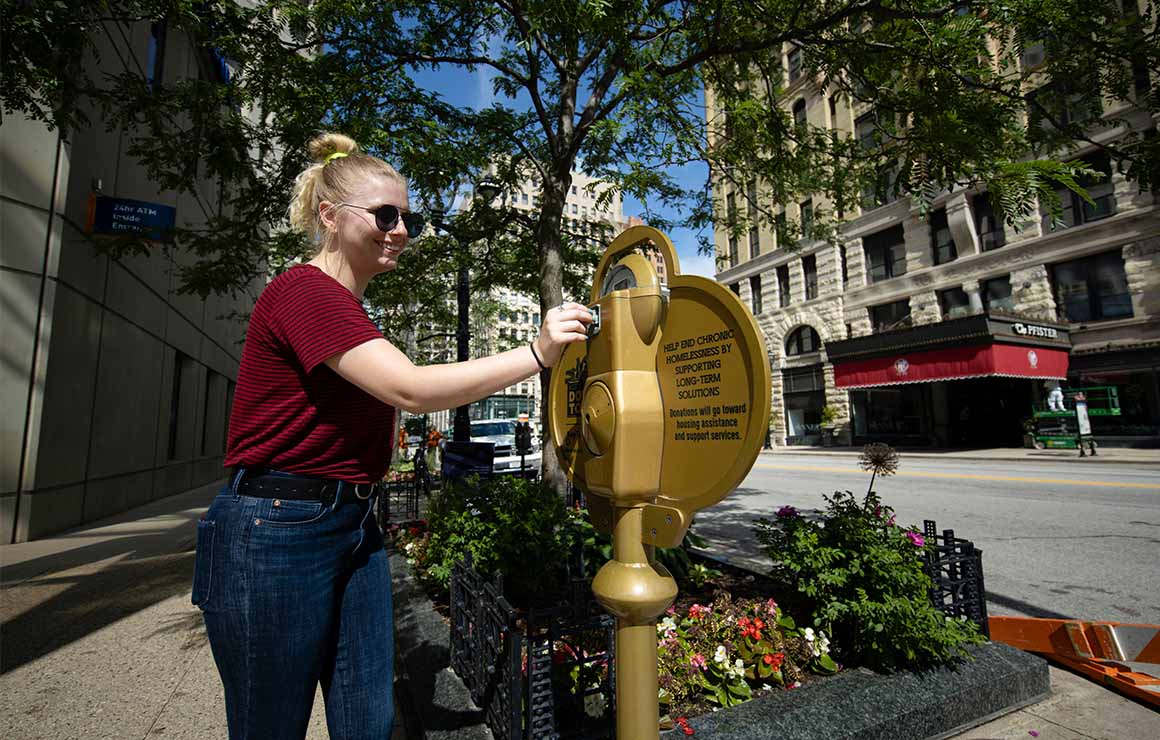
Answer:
[{"left": 549, "top": 225, "right": 771, "bottom": 739}]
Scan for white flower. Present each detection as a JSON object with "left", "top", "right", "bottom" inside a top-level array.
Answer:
[
  {"left": 583, "top": 693, "right": 607, "bottom": 718},
  {"left": 714, "top": 645, "right": 728, "bottom": 664},
  {"left": 404, "top": 542, "right": 415, "bottom": 554},
  {"left": 803, "top": 627, "right": 816, "bottom": 642},
  {"left": 658, "top": 616, "right": 678, "bottom": 634},
  {"left": 760, "top": 684, "right": 772, "bottom": 691},
  {"left": 726, "top": 658, "right": 746, "bottom": 680}
]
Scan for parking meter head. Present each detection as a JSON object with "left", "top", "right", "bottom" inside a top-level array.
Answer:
[{"left": 548, "top": 225, "right": 770, "bottom": 527}]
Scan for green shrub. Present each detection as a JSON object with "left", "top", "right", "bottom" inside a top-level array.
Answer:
[
  {"left": 754, "top": 491, "right": 983, "bottom": 672},
  {"left": 421, "top": 475, "right": 576, "bottom": 605}
]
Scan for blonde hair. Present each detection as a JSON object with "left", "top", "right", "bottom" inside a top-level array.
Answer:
[{"left": 288, "top": 133, "right": 407, "bottom": 251}]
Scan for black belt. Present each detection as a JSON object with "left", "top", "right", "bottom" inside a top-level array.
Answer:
[{"left": 233, "top": 468, "right": 380, "bottom": 505}]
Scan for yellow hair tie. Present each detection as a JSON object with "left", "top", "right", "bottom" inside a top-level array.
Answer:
[{"left": 325, "top": 151, "right": 349, "bottom": 164}]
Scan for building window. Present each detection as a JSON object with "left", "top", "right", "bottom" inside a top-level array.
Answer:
[
  {"left": 1027, "top": 76, "right": 1102, "bottom": 134},
  {"left": 862, "top": 165, "right": 899, "bottom": 209},
  {"left": 1043, "top": 153, "right": 1115, "bottom": 231},
  {"left": 750, "top": 275, "right": 763, "bottom": 314},
  {"left": 799, "top": 199, "right": 813, "bottom": 239},
  {"left": 870, "top": 299, "right": 911, "bottom": 332},
  {"left": 828, "top": 95, "right": 838, "bottom": 125},
  {"left": 803, "top": 255, "right": 818, "bottom": 300},
  {"left": 1050, "top": 251, "right": 1133, "bottom": 322},
  {"left": 1021, "top": 40, "right": 1046, "bottom": 71},
  {"left": 785, "top": 326, "right": 822, "bottom": 356},
  {"left": 147, "top": 21, "right": 168, "bottom": 93},
  {"left": 973, "top": 193, "right": 1005, "bottom": 251},
  {"left": 168, "top": 352, "right": 190, "bottom": 460},
  {"left": 571, "top": 203, "right": 578, "bottom": 215},
  {"left": 855, "top": 112, "right": 878, "bottom": 149},
  {"left": 792, "top": 98, "right": 807, "bottom": 127},
  {"left": 774, "top": 209, "right": 787, "bottom": 248},
  {"left": 982, "top": 276, "right": 1014, "bottom": 312},
  {"left": 863, "top": 225, "right": 906, "bottom": 283},
  {"left": 839, "top": 244, "right": 848, "bottom": 286},
  {"left": 747, "top": 179, "right": 759, "bottom": 258},
  {"left": 777, "top": 265, "right": 791, "bottom": 307},
  {"left": 938, "top": 287, "right": 972, "bottom": 319},
  {"left": 727, "top": 191, "right": 739, "bottom": 264},
  {"left": 571, "top": 185, "right": 578, "bottom": 195},
  {"left": 787, "top": 46, "right": 803, "bottom": 83},
  {"left": 930, "top": 208, "right": 956, "bottom": 265}
]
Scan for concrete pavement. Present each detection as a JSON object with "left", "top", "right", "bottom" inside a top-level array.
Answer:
[
  {"left": 0, "top": 480, "right": 404, "bottom": 740},
  {"left": 1, "top": 477, "right": 1156, "bottom": 739}
]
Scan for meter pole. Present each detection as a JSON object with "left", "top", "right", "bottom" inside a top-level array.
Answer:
[{"left": 593, "top": 504, "right": 676, "bottom": 740}]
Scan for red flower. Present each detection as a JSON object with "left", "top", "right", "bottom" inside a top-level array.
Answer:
[
  {"left": 763, "top": 652, "right": 785, "bottom": 670},
  {"left": 676, "top": 717, "right": 694, "bottom": 736}
]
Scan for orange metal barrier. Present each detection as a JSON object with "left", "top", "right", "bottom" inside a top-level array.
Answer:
[{"left": 989, "top": 616, "right": 1160, "bottom": 708}]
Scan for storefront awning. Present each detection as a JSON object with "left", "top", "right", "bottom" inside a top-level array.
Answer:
[{"left": 834, "top": 343, "right": 1069, "bottom": 389}]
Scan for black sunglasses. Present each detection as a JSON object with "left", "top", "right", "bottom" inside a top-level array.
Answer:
[{"left": 338, "top": 203, "right": 426, "bottom": 238}]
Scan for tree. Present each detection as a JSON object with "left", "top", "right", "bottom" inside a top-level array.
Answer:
[{"left": 8, "top": 1, "right": 1157, "bottom": 484}]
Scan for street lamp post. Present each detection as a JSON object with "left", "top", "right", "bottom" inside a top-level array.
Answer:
[{"left": 432, "top": 179, "right": 502, "bottom": 443}]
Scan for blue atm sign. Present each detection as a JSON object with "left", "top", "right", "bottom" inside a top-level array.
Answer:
[{"left": 88, "top": 195, "right": 176, "bottom": 242}]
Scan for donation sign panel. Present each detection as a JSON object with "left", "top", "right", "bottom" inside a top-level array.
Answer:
[{"left": 655, "top": 279, "right": 770, "bottom": 514}]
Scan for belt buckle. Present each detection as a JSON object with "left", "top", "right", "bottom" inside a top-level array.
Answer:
[{"left": 354, "top": 483, "right": 375, "bottom": 500}]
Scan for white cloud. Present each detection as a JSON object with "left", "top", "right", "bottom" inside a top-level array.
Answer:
[{"left": 677, "top": 251, "right": 718, "bottom": 278}]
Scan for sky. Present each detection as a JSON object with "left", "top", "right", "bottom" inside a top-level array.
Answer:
[{"left": 409, "top": 63, "right": 718, "bottom": 278}]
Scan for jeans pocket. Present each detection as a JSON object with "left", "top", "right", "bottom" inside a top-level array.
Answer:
[
  {"left": 191, "top": 519, "right": 215, "bottom": 609},
  {"left": 259, "top": 498, "right": 330, "bottom": 527}
]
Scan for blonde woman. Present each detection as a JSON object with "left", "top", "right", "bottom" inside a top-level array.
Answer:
[{"left": 191, "top": 133, "right": 591, "bottom": 739}]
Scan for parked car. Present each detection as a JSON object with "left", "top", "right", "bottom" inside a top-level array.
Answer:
[{"left": 468, "top": 418, "right": 542, "bottom": 474}]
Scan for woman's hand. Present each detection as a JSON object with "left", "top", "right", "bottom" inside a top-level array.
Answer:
[{"left": 532, "top": 302, "right": 593, "bottom": 367}]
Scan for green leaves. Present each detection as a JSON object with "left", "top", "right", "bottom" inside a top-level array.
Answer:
[{"left": 755, "top": 490, "right": 984, "bottom": 673}]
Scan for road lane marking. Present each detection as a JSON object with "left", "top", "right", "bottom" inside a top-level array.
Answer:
[{"left": 753, "top": 463, "right": 1160, "bottom": 490}]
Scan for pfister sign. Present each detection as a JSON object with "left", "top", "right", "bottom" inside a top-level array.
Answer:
[{"left": 88, "top": 195, "right": 177, "bottom": 242}]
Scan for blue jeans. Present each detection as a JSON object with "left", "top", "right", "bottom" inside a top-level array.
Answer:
[{"left": 191, "top": 470, "right": 394, "bottom": 739}]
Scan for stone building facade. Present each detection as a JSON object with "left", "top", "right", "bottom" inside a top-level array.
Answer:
[
  {"left": 709, "top": 42, "right": 1160, "bottom": 448},
  {"left": 1, "top": 20, "right": 260, "bottom": 542}
]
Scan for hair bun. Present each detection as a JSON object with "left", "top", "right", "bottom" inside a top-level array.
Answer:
[{"left": 307, "top": 133, "right": 359, "bottom": 164}]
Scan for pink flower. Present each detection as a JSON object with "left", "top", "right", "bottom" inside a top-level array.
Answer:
[
  {"left": 1028, "top": 732, "right": 1039, "bottom": 738},
  {"left": 776, "top": 505, "right": 799, "bottom": 519},
  {"left": 905, "top": 531, "right": 925, "bottom": 547},
  {"left": 665, "top": 606, "right": 677, "bottom": 616},
  {"left": 689, "top": 603, "right": 711, "bottom": 620},
  {"left": 765, "top": 598, "right": 779, "bottom": 616},
  {"left": 690, "top": 654, "right": 707, "bottom": 671},
  {"left": 886, "top": 514, "right": 896, "bottom": 527}
]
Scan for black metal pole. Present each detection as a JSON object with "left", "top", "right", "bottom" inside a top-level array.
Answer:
[{"left": 454, "top": 242, "right": 472, "bottom": 442}]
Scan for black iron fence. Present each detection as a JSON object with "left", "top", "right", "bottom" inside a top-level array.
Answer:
[
  {"left": 378, "top": 448, "right": 436, "bottom": 526},
  {"left": 450, "top": 554, "right": 616, "bottom": 740},
  {"left": 921, "top": 519, "right": 989, "bottom": 638}
]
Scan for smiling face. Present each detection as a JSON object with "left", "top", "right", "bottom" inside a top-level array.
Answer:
[{"left": 322, "top": 175, "right": 411, "bottom": 276}]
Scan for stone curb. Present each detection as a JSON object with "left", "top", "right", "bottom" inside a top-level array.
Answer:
[
  {"left": 390, "top": 548, "right": 490, "bottom": 740},
  {"left": 673, "top": 642, "right": 1051, "bottom": 740}
]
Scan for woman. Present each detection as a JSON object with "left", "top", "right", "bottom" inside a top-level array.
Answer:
[{"left": 191, "top": 132, "right": 591, "bottom": 739}]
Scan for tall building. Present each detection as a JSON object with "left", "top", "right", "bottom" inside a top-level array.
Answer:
[
  {"left": 461, "top": 170, "right": 626, "bottom": 424},
  {"left": 708, "top": 39, "right": 1159, "bottom": 449},
  {"left": 2, "top": 19, "right": 258, "bottom": 541}
]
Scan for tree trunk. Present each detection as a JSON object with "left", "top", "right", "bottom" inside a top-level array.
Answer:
[{"left": 537, "top": 166, "right": 572, "bottom": 493}]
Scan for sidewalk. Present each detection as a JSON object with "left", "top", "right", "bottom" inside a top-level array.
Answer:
[
  {"left": 0, "top": 481, "right": 405, "bottom": 740},
  {"left": 2, "top": 483, "right": 1156, "bottom": 740},
  {"left": 760, "top": 445, "right": 1160, "bottom": 465}
]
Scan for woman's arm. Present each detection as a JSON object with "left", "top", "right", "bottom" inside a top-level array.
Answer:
[{"left": 325, "top": 302, "right": 592, "bottom": 414}]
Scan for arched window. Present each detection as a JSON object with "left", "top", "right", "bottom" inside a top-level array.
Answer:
[
  {"left": 785, "top": 326, "right": 822, "bottom": 355},
  {"left": 792, "top": 99, "right": 807, "bottom": 127}
]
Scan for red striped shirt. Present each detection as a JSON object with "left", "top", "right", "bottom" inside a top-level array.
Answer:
[{"left": 224, "top": 264, "right": 394, "bottom": 483}]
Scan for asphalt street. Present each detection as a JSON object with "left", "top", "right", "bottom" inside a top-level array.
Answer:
[{"left": 692, "top": 453, "right": 1160, "bottom": 625}]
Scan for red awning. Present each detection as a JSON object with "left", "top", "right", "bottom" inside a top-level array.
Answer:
[{"left": 833, "top": 343, "right": 1069, "bottom": 389}]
